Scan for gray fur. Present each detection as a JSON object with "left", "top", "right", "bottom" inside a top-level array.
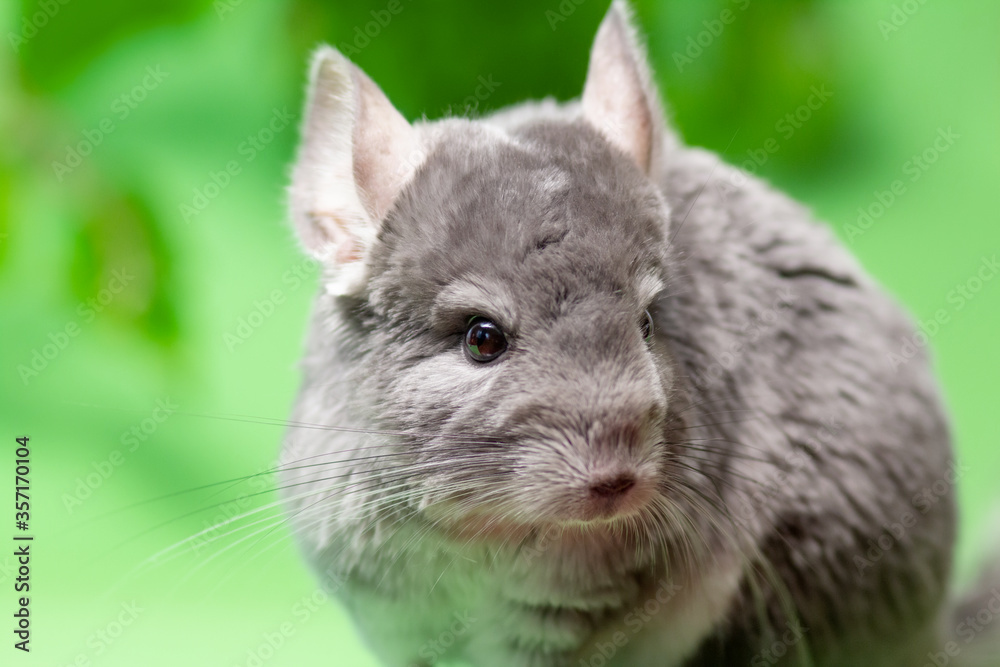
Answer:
[{"left": 281, "top": 2, "right": 957, "bottom": 665}]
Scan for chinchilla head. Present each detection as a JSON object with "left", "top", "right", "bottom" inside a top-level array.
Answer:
[{"left": 285, "top": 2, "right": 716, "bottom": 552}]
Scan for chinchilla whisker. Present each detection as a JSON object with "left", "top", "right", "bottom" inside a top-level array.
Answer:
[
  {"left": 289, "top": 475, "right": 486, "bottom": 524},
  {"left": 141, "top": 495, "right": 318, "bottom": 568},
  {"left": 257, "top": 460, "right": 469, "bottom": 503},
  {"left": 672, "top": 400, "right": 756, "bottom": 418},
  {"left": 95, "top": 496, "right": 277, "bottom": 565},
  {"left": 679, "top": 440, "right": 786, "bottom": 465},
  {"left": 670, "top": 454, "right": 773, "bottom": 489},
  {"left": 75, "top": 449, "right": 500, "bottom": 533},
  {"left": 186, "top": 406, "right": 509, "bottom": 444},
  {"left": 232, "top": 480, "right": 365, "bottom": 567},
  {"left": 171, "top": 516, "right": 300, "bottom": 593},
  {"left": 663, "top": 473, "right": 744, "bottom": 557},
  {"left": 104, "top": 451, "right": 390, "bottom": 518},
  {"left": 667, "top": 127, "right": 741, "bottom": 248},
  {"left": 670, "top": 481, "right": 737, "bottom": 547},
  {"left": 61, "top": 400, "right": 507, "bottom": 444},
  {"left": 124, "top": 472, "right": 409, "bottom": 565},
  {"left": 254, "top": 459, "right": 498, "bottom": 510},
  {"left": 198, "top": 483, "right": 444, "bottom": 578},
  {"left": 672, "top": 438, "right": 775, "bottom": 458},
  {"left": 672, "top": 415, "right": 767, "bottom": 431},
  {"left": 667, "top": 457, "right": 744, "bottom": 497},
  {"left": 278, "top": 449, "right": 508, "bottom": 478},
  {"left": 672, "top": 442, "right": 787, "bottom": 471},
  {"left": 654, "top": 500, "right": 689, "bottom": 566},
  {"left": 97, "top": 509, "right": 293, "bottom": 601},
  {"left": 197, "top": 530, "right": 300, "bottom": 605},
  {"left": 667, "top": 468, "right": 728, "bottom": 514},
  {"left": 276, "top": 463, "right": 503, "bottom": 507},
  {"left": 310, "top": 478, "right": 503, "bottom": 526},
  {"left": 265, "top": 444, "right": 493, "bottom": 475},
  {"left": 148, "top": 512, "right": 290, "bottom": 579},
  {"left": 272, "top": 454, "right": 475, "bottom": 481},
  {"left": 287, "top": 476, "right": 435, "bottom": 514},
  {"left": 332, "top": 481, "right": 496, "bottom": 521},
  {"left": 673, "top": 443, "right": 778, "bottom": 468},
  {"left": 66, "top": 473, "right": 281, "bottom": 530},
  {"left": 651, "top": 495, "right": 699, "bottom": 579},
  {"left": 649, "top": 501, "right": 680, "bottom": 565},
  {"left": 72, "top": 450, "right": 393, "bottom": 528},
  {"left": 407, "top": 510, "right": 524, "bottom": 586},
  {"left": 666, "top": 489, "right": 738, "bottom": 580},
  {"left": 381, "top": 523, "right": 454, "bottom": 592}
]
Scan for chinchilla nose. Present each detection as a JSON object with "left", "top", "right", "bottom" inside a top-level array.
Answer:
[{"left": 589, "top": 473, "right": 636, "bottom": 499}]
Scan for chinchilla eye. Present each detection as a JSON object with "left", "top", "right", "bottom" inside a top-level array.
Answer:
[
  {"left": 641, "top": 310, "right": 654, "bottom": 341},
  {"left": 464, "top": 318, "right": 508, "bottom": 362}
]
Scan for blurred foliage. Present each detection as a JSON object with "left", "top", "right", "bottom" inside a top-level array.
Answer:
[{"left": 0, "top": 1, "right": 997, "bottom": 665}]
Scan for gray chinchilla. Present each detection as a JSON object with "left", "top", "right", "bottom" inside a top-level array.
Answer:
[{"left": 280, "top": 2, "right": 973, "bottom": 665}]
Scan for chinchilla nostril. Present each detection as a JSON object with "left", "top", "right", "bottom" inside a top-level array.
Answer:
[{"left": 589, "top": 474, "right": 636, "bottom": 498}]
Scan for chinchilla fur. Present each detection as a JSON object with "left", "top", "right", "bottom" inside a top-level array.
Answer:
[{"left": 279, "top": 3, "right": 978, "bottom": 666}]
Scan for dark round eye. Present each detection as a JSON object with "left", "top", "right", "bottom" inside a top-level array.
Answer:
[
  {"left": 640, "top": 310, "right": 654, "bottom": 341},
  {"left": 464, "top": 318, "right": 508, "bottom": 362}
]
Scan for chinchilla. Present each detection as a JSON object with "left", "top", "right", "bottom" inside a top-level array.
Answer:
[{"left": 278, "top": 2, "right": 986, "bottom": 665}]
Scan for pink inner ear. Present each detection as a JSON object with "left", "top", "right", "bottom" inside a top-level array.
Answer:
[
  {"left": 581, "top": 5, "right": 655, "bottom": 173},
  {"left": 351, "top": 68, "right": 420, "bottom": 223},
  {"left": 310, "top": 211, "right": 363, "bottom": 264},
  {"left": 332, "top": 233, "right": 362, "bottom": 264}
]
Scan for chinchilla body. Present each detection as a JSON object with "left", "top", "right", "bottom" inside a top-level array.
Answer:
[{"left": 280, "top": 3, "right": 958, "bottom": 666}]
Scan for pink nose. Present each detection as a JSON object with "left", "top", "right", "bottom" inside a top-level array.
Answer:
[{"left": 589, "top": 474, "right": 636, "bottom": 499}]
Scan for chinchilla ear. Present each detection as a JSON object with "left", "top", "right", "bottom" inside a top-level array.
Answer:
[
  {"left": 289, "top": 45, "right": 421, "bottom": 292},
  {"left": 582, "top": 0, "right": 667, "bottom": 176}
]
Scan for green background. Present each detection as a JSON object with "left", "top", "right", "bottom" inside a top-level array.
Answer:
[{"left": 0, "top": 0, "right": 997, "bottom": 665}]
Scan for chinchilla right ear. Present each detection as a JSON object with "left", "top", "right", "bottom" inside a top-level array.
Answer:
[
  {"left": 581, "top": 0, "right": 669, "bottom": 178},
  {"left": 288, "top": 45, "right": 421, "bottom": 295}
]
